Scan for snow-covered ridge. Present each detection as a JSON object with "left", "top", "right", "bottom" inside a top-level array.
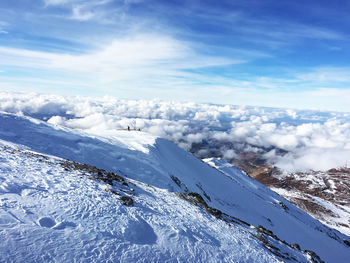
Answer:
[{"left": 1, "top": 112, "right": 350, "bottom": 262}]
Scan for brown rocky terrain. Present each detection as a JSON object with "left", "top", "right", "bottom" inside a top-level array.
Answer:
[{"left": 236, "top": 156, "right": 350, "bottom": 236}]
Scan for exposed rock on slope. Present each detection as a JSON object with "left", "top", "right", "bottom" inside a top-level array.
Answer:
[{"left": 249, "top": 164, "right": 350, "bottom": 236}]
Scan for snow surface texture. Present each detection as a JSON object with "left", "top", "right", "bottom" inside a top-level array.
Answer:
[
  {"left": 1, "top": 112, "right": 350, "bottom": 262},
  {"left": 2, "top": 91, "right": 350, "bottom": 172},
  {"left": 0, "top": 142, "right": 280, "bottom": 263}
]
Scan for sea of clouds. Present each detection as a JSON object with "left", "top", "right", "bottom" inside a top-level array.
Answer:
[{"left": 1, "top": 91, "right": 350, "bottom": 172}]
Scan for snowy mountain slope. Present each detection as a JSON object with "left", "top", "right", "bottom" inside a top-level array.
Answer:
[
  {"left": 1, "top": 112, "right": 350, "bottom": 262},
  {"left": 0, "top": 142, "right": 284, "bottom": 263}
]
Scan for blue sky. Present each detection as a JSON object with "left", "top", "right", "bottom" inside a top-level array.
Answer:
[{"left": 0, "top": 0, "right": 350, "bottom": 111}]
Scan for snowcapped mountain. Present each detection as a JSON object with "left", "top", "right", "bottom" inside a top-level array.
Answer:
[{"left": 1, "top": 112, "right": 350, "bottom": 262}]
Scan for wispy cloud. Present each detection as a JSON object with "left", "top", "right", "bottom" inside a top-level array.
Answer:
[
  {"left": 297, "top": 67, "right": 350, "bottom": 83},
  {"left": 44, "top": 0, "right": 64, "bottom": 5},
  {"left": 0, "top": 20, "right": 9, "bottom": 35},
  {"left": 0, "top": 33, "right": 243, "bottom": 95},
  {"left": 1, "top": 38, "right": 350, "bottom": 111},
  {"left": 42, "top": 0, "right": 346, "bottom": 48},
  {"left": 71, "top": 5, "right": 95, "bottom": 21},
  {"left": 1, "top": 1, "right": 349, "bottom": 112},
  {"left": 44, "top": 0, "right": 80, "bottom": 7},
  {"left": 0, "top": 34, "right": 238, "bottom": 69},
  {"left": 43, "top": 0, "right": 123, "bottom": 22},
  {"left": 69, "top": 1, "right": 114, "bottom": 21},
  {"left": 0, "top": 46, "right": 59, "bottom": 68}
]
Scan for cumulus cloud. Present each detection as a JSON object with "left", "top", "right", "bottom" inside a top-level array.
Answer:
[
  {"left": 274, "top": 148, "right": 350, "bottom": 172},
  {"left": 223, "top": 149, "right": 237, "bottom": 160},
  {"left": 2, "top": 91, "right": 350, "bottom": 172}
]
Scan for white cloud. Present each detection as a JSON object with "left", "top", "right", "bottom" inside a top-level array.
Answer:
[
  {"left": 48, "top": 0, "right": 138, "bottom": 25},
  {"left": 0, "top": 33, "right": 241, "bottom": 98},
  {"left": 0, "top": 46, "right": 59, "bottom": 68},
  {"left": 44, "top": 0, "right": 114, "bottom": 22},
  {"left": 3, "top": 91, "right": 350, "bottom": 172},
  {"left": 292, "top": 24, "right": 343, "bottom": 40},
  {"left": 47, "top": 115, "right": 66, "bottom": 125},
  {"left": 186, "top": 133, "right": 204, "bottom": 144},
  {"left": 0, "top": 34, "right": 233, "bottom": 74},
  {"left": 223, "top": 149, "right": 237, "bottom": 160},
  {"left": 71, "top": 5, "right": 95, "bottom": 21},
  {"left": 297, "top": 67, "right": 350, "bottom": 83},
  {"left": 275, "top": 148, "right": 350, "bottom": 172}
]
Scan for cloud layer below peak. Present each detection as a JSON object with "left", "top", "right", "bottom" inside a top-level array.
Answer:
[{"left": 2, "top": 91, "right": 350, "bottom": 172}]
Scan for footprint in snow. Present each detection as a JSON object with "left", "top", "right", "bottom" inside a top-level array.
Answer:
[
  {"left": 38, "top": 217, "right": 56, "bottom": 228},
  {"left": 38, "top": 217, "right": 76, "bottom": 230},
  {"left": 123, "top": 218, "right": 157, "bottom": 245}
]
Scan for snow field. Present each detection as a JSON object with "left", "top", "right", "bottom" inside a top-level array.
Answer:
[{"left": 0, "top": 143, "right": 281, "bottom": 263}]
